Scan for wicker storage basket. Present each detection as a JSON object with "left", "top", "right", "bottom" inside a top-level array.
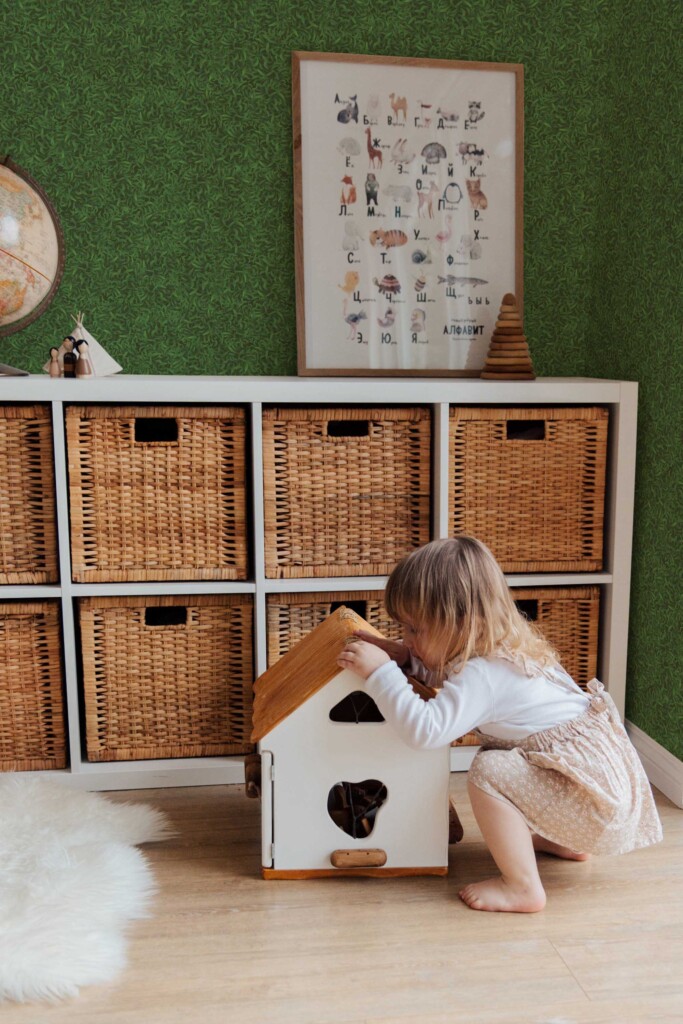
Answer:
[
  {"left": 0, "top": 601, "right": 66, "bottom": 770},
  {"left": 0, "top": 405, "right": 58, "bottom": 584},
  {"left": 79, "top": 595, "right": 254, "bottom": 761},
  {"left": 449, "top": 407, "right": 608, "bottom": 571},
  {"left": 263, "top": 407, "right": 431, "bottom": 578},
  {"left": 66, "top": 405, "right": 248, "bottom": 582},
  {"left": 266, "top": 591, "right": 403, "bottom": 667},
  {"left": 512, "top": 586, "right": 600, "bottom": 690},
  {"left": 453, "top": 585, "right": 601, "bottom": 746}
]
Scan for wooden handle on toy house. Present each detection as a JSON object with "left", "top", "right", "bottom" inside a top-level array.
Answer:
[
  {"left": 244, "top": 753, "right": 261, "bottom": 799},
  {"left": 330, "top": 848, "right": 387, "bottom": 869}
]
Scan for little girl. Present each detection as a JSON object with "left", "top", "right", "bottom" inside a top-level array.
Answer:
[{"left": 337, "top": 536, "right": 662, "bottom": 914}]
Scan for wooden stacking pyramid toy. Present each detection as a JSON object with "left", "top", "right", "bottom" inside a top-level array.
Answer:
[{"left": 480, "top": 293, "right": 536, "bottom": 380}]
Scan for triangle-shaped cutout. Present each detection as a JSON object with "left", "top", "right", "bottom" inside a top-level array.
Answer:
[{"left": 329, "top": 691, "right": 385, "bottom": 723}]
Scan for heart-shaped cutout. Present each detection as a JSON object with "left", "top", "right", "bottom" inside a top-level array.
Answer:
[{"left": 327, "top": 779, "right": 388, "bottom": 838}]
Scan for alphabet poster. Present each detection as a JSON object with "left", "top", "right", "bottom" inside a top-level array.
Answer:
[{"left": 293, "top": 53, "right": 523, "bottom": 375}]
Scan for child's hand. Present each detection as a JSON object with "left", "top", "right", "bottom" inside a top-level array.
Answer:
[
  {"left": 352, "top": 630, "right": 410, "bottom": 667},
  {"left": 337, "top": 639, "right": 391, "bottom": 680}
]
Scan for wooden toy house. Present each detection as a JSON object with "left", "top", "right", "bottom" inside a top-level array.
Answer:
[{"left": 251, "top": 607, "right": 450, "bottom": 879}]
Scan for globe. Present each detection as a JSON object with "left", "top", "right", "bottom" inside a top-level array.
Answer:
[{"left": 0, "top": 158, "right": 64, "bottom": 336}]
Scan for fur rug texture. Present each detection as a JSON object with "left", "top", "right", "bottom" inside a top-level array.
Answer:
[{"left": 0, "top": 775, "right": 174, "bottom": 1004}]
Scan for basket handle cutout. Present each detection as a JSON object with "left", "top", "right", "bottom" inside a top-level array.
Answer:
[
  {"left": 144, "top": 606, "right": 187, "bottom": 627},
  {"left": 506, "top": 420, "right": 545, "bottom": 441},
  {"left": 134, "top": 418, "right": 179, "bottom": 443},
  {"left": 330, "top": 599, "right": 367, "bottom": 619},
  {"left": 327, "top": 420, "right": 369, "bottom": 438},
  {"left": 515, "top": 599, "right": 538, "bottom": 622}
]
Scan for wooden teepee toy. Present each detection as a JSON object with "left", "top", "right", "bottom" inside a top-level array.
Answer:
[{"left": 480, "top": 293, "right": 535, "bottom": 380}]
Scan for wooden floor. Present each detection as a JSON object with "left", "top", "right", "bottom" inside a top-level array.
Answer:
[{"left": 4, "top": 775, "right": 682, "bottom": 1024}]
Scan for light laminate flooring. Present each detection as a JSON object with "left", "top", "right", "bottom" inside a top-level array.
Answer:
[{"left": 3, "top": 775, "right": 682, "bottom": 1024}]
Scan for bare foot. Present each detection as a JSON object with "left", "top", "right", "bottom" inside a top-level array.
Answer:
[
  {"left": 458, "top": 876, "right": 546, "bottom": 913},
  {"left": 532, "top": 834, "right": 590, "bottom": 861}
]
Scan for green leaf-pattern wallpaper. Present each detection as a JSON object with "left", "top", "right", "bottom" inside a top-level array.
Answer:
[{"left": 3, "top": 0, "right": 682, "bottom": 757}]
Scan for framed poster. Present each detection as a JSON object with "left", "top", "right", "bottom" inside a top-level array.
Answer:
[{"left": 293, "top": 52, "right": 523, "bottom": 376}]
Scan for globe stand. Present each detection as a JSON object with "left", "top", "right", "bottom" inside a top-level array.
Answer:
[{"left": 0, "top": 363, "right": 29, "bottom": 377}]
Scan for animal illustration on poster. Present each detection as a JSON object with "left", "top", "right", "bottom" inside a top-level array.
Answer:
[{"left": 294, "top": 53, "right": 523, "bottom": 375}]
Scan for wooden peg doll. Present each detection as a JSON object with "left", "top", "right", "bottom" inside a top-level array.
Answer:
[
  {"left": 74, "top": 339, "right": 93, "bottom": 377},
  {"left": 62, "top": 337, "right": 77, "bottom": 378},
  {"left": 49, "top": 347, "right": 61, "bottom": 378}
]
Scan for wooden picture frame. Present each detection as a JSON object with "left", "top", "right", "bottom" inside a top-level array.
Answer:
[{"left": 293, "top": 52, "right": 524, "bottom": 377}]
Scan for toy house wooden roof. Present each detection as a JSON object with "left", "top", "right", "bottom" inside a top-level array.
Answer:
[{"left": 250, "top": 607, "right": 382, "bottom": 742}]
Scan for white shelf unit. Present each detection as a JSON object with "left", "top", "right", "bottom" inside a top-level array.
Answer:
[{"left": 0, "top": 375, "right": 637, "bottom": 790}]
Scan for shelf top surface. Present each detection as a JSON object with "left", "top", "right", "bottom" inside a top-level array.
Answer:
[{"left": 0, "top": 375, "right": 633, "bottom": 403}]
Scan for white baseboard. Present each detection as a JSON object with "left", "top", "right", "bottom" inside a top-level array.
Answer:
[
  {"left": 626, "top": 720, "right": 683, "bottom": 809},
  {"left": 450, "top": 746, "right": 479, "bottom": 772}
]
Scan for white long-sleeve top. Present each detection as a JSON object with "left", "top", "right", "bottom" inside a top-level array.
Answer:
[{"left": 365, "top": 653, "right": 590, "bottom": 748}]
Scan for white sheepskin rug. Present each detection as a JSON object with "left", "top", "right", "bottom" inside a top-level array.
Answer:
[{"left": 0, "top": 775, "right": 174, "bottom": 1004}]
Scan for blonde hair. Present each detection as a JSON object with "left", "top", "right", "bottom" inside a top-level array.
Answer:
[{"left": 384, "top": 536, "right": 560, "bottom": 677}]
